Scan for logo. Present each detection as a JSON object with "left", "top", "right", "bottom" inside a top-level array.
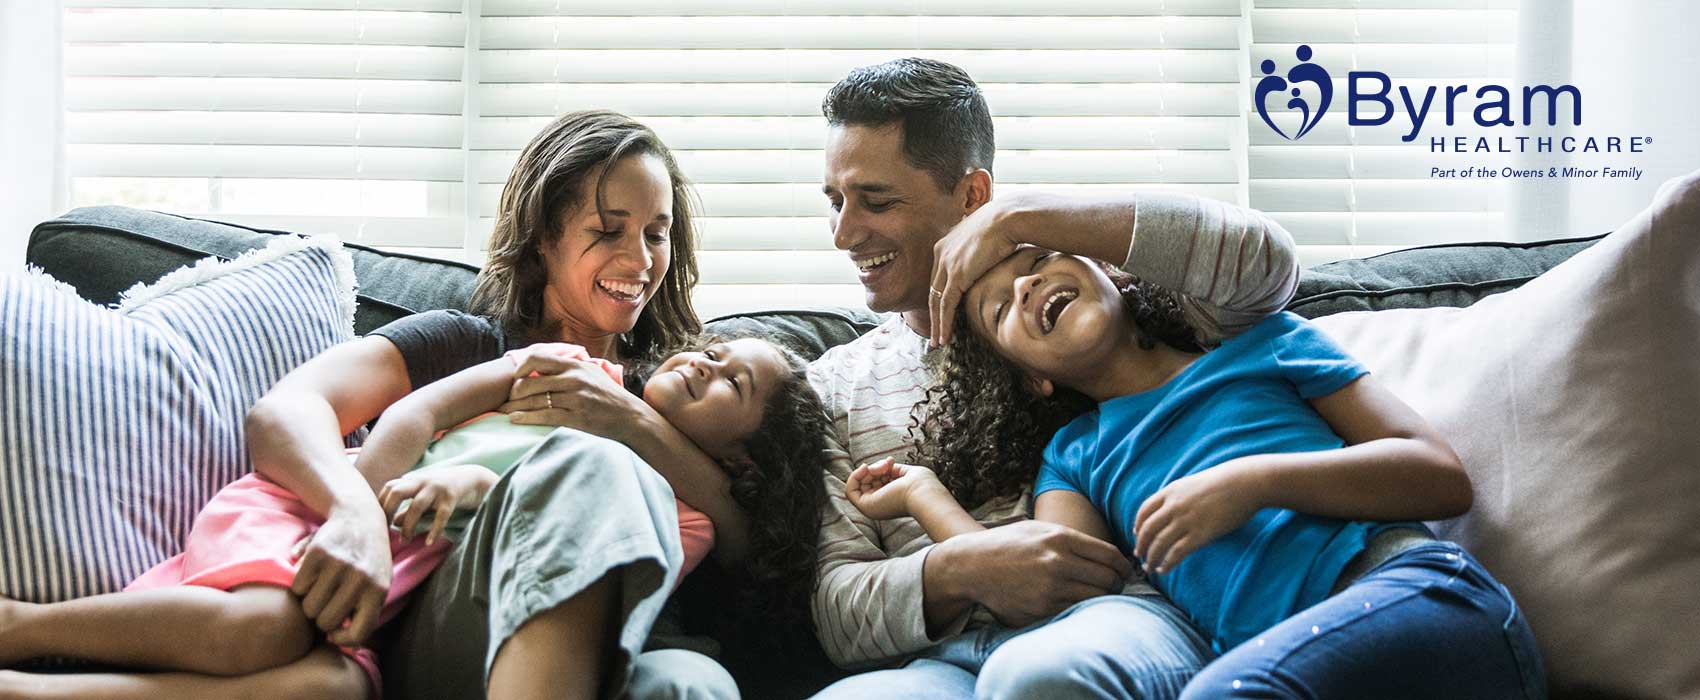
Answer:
[
  {"left": 1252, "top": 43, "right": 1588, "bottom": 145},
  {"left": 1255, "top": 44, "right": 1331, "bottom": 141}
]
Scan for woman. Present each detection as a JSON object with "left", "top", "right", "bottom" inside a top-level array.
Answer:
[{"left": 243, "top": 110, "right": 743, "bottom": 700}]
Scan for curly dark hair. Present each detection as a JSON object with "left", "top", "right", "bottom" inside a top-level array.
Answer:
[
  {"left": 632, "top": 334, "right": 830, "bottom": 647},
  {"left": 912, "top": 262, "right": 1203, "bottom": 507}
]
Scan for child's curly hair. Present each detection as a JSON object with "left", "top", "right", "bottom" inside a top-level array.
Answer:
[
  {"left": 911, "top": 262, "right": 1203, "bottom": 506},
  {"left": 631, "top": 334, "right": 830, "bottom": 647}
]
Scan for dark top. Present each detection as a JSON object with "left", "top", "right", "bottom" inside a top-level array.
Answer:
[{"left": 368, "top": 309, "right": 517, "bottom": 391}]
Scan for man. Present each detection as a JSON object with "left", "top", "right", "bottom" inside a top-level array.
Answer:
[{"left": 806, "top": 58, "right": 1302, "bottom": 699}]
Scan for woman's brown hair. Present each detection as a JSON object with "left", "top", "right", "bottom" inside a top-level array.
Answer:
[{"left": 470, "top": 110, "right": 702, "bottom": 359}]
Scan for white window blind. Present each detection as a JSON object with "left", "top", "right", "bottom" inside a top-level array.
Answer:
[
  {"left": 62, "top": 1, "right": 468, "bottom": 252},
  {"left": 1248, "top": 0, "right": 1518, "bottom": 267},
  {"left": 474, "top": 0, "right": 1247, "bottom": 318},
  {"left": 61, "top": 1, "right": 1254, "bottom": 317}
]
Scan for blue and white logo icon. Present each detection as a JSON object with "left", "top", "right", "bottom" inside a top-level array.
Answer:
[{"left": 1255, "top": 45, "right": 1332, "bottom": 141}]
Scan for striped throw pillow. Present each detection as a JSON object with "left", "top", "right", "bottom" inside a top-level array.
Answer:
[{"left": 0, "top": 236, "right": 355, "bottom": 603}]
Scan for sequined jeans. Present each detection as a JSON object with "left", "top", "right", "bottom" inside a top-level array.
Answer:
[{"left": 1179, "top": 541, "right": 1548, "bottom": 700}]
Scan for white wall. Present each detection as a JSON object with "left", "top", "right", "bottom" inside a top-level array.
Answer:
[
  {"left": 1566, "top": 0, "right": 1700, "bottom": 235},
  {"left": 0, "top": 0, "right": 64, "bottom": 271}
]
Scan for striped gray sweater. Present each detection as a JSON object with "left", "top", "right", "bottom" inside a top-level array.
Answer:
[{"left": 805, "top": 193, "right": 1300, "bottom": 669}]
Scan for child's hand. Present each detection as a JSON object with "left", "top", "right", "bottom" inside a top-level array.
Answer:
[
  {"left": 378, "top": 464, "right": 498, "bottom": 546},
  {"left": 846, "top": 458, "right": 941, "bottom": 521},
  {"left": 1133, "top": 464, "right": 1262, "bottom": 575}
]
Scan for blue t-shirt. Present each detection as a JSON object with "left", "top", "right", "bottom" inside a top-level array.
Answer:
[{"left": 1036, "top": 311, "right": 1420, "bottom": 652}]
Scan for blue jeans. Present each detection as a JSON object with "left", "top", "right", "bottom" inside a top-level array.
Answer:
[
  {"left": 810, "top": 594, "right": 1214, "bottom": 700},
  {"left": 1180, "top": 541, "right": 1548, "bottom": 700},
  {"left": 625, "top": 649, "right": 738, "bottom": 700}
]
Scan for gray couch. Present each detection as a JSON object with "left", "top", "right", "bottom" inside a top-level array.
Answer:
[{"left": 25, "top": 205, "right": 1606, "bottom": 699}]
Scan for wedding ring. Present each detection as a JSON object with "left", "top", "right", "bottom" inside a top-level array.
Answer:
[
  {"left": 929, "top": 288, "right": 944, "bottom": 297},
  {"left": 545, "top": 391, "right": 554, "bottom": 410}
]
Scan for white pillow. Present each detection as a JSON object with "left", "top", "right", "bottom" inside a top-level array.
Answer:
[
  {"left": 0, "top": 236, "right": 355, "bottom": 603},
  {"left": 1312, "top": 170, "right": 1700, "bottom": 699}
]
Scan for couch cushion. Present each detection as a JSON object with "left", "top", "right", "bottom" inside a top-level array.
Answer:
[
  {"left": 0, "top": 236, "right": 356, "bottom": 606},
  {"left": 29, "top": 206, "right": 1600, "bottom": 353},
  {"left": 704, "top": 308, "right": 883, "bottom": 362},
  {"left": 1310, "top": 170, "right": 1700, "bottom": 699},
  {"left": 27, "top": 206, "right": 479, "bottom": 336},
  {"left": 1288, "top": 233, "right": 1605, "bottom": 318}
]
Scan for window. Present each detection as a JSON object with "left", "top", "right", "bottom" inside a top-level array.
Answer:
[
  {"left": 1247, "top": 0, "right": 1518, "bottom": 266},
  {"left": 63, "top": 1, "right": 1520, "bottom": 317},
  {"left": 63, "top": 2, "right": 467, "bottom": 254}
]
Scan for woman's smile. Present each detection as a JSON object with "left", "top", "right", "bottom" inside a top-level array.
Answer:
[{"left": 595, "top": 277, "right": 649, "bottom": 306}]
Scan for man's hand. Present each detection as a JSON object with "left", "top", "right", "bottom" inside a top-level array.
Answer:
[
  {"left": 1134, "top": 462, "right": 1263, "bottom": 575},
  {"left": 929, "top": 199, "right": 1019, "bottom": 348},
  {"left": 289, "top": 504, "right": 393, "bottom": 647},
  {"left": 845, "top": 458, "right": 941, "bottom": 521},
  {"left": 933, "top": 519, "right": 1134, "bottom": 628}
]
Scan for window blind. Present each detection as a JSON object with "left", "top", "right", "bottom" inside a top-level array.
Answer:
[
  {"left": 62, "top": 1, "right": 468, "bottom": 251},
  {"left": 1248, "top": 0, "right": 1518, "bottom": 267},
  {"left": 473, "top": 0, "right": 1247, "bottom": 317},
  {"left": 62, "top": 1, "right": 1265, "bottom": 317}
]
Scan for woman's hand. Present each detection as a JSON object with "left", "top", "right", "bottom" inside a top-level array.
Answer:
[
  {"left": 929, "top": 198, "right": 1020, "bottom": 348},
  {"left": 499, "top": 353, "right": 653, "bottom": 443},
  {"left": 289, "top": 504, "right": 393, "bottom": 647},
  {"left": 1132, "top": 461, "right": 1266, "bottom": 575},
  {"left": 378, "top": 464, "right": 498, "bottom": 547},
  {"left": 501, "top": 345, "right": 750, "bottom": 560},
  {"left": 846, "top": 458, "right": 943, "bottom": 521}
]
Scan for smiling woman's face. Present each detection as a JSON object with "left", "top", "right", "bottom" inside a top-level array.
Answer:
[
  {"left": 540, "top": 153, "right": 674, "bottom": 346},
  {"left": 965, "top": 247, "right": 1129, "bottom": 387}
]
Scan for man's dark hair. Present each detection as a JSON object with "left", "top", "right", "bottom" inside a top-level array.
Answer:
[{"left": 822, "top": 57, "right": 995, "bottom": 193}]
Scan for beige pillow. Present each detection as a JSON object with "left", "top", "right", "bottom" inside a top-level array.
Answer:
[{"left": 1310, "top": 170, "right": 1700, "bottom": 699}]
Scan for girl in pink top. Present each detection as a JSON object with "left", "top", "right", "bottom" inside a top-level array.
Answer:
[{"left": 0, "top": 336, "right": 830, "bottom": 700}]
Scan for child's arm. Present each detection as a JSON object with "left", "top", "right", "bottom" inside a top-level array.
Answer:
[
  {"left": 350, "top": 356, "right": 517, "bottom": 489},
  {"left": 1263, "top": 373, "right": 1472, "bottom": 521},
  {"left": 846, "top": 460, "right": 1122, "bottom": 548},
  {"left": 1133, "top": 374, "right": 1471, "bottom": 574},
  {"left": 1032, "top": 491, "right": 1117, "bottom": 545},
  {"left": 845, "top": 459, "right": 983, "bottom": 542}
]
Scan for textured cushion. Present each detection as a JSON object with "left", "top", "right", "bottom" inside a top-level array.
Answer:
[
  {"left": 704, "top": 308, "right": 883, "bottom": 362},
  {"left": 0, "top": 236, "right": 356, "bottom": 603},
  {"left": 1311, "top": 171, "right": 1700, "bottom": 699},
  {"left": 28, "top": 206, "right": 477, "bottom": 336},
  {"left": 1288, "top": 233, "right": 1605, "bottom": 318}
]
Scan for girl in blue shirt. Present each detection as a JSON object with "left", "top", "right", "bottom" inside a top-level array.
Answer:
[{"left": 850, "top": 245, "right": 1546, "bottom": 700}]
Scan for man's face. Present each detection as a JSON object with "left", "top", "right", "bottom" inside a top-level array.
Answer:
[{"left": 822, "top": 124, "right": 966, "bottom": 315}]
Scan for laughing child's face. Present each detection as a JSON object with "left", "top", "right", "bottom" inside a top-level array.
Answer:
[
  {"left": 964, "top": 247, "right": 1130, "bottom": 392},
  {"left": 641, "top": 337, "right": 790, "bottom": 464}
]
